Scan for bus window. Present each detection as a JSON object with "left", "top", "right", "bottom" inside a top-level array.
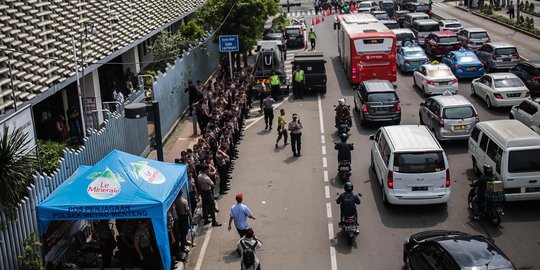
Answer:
[{"left": 354, "top": 38, "right": 393, "bottom": 53}]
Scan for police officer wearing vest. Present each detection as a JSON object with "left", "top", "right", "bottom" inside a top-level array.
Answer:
[
  {"left": 293, "top": 65, "right": 305, "bottom": 100},
  {"left": 288, "top": 113, "right": 303, "bottom": 157},
  {"left": 270, "top": 71, "right": 280, "bottom": 102}
]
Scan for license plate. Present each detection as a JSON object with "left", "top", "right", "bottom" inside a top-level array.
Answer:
[
  {"left": 412, "top": 61, "right": 421, "bottom": 65},
  {"left": 289, "top": 37, "right": 295, "bottom": 40},
  {"left": 526, "top": 187, "right": 540, "bottom": 192},
  {"left": 412, "top": 187, "right": 428, "bottom": 191},
  {"left": 439, "top": 82, "right": 448, "bottom": 86},
  {"left": 453, "top": 125, "right": 466, "bottom": 131},
  {"left": 467, "top": 67, "right": 476, "bottom": 71},
  {"left": 503, "top": 58, "right": 510, "bottom": 62},
  {"left": 339, "top": 167, "right": 349, "bottom": 172},
  {"left": 375, "top": 107, "right": 388, "bottom": 111},
  {"left": 507, "top": 93, "right": 520, "bottom": 98}
]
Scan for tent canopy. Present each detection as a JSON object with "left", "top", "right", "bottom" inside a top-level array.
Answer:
[{"left": 37, "top": 150, "right": 187, "bottom": 270}]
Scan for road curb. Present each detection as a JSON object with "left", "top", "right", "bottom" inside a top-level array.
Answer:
[{"left": 450, "top": 6, "right": 540, "bottom": 40}]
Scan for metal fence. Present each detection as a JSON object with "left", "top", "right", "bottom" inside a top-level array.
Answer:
[{"left": 0, "top": 112, "right": 148, "bottom": 270}]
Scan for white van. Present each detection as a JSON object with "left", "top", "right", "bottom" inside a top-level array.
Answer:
[
  {"left": 468, "top": 120, "right": 540, "bottom": 201},
  {"left": 370, "top": 125, "right": 451, "bottom": 205},
  {"left": 411, "top": 19, "right": 440, "bottom": 45}
]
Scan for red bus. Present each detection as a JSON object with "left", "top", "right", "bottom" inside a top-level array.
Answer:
[{"left": 335, "top": 14, "right": 397, "bottom": 84}]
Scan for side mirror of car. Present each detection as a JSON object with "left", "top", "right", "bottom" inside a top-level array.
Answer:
[
  {"left": 358, "top": 193, "right": 363, "bottom": 197},
  {"left": 393, "top": 84, "right": 397, "bottom": 89},
  {"left": 369, "top": 134, "right": 375, "bottom": 140},
  {"left": 420, "top": 102, "right": 425, "bottom": 106}
]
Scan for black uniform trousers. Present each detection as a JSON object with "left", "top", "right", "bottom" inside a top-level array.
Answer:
[{"left": 291, "top": 133, "right": 302, "bottom": 155}]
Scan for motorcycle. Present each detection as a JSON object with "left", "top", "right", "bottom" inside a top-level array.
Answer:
[
  {"left": 337, "top": 192, "right": 362, "bottom": 246},
  {"left": 336, "top": 117, "right": 350, "bottom": 134},
  {"left": 467, "top": 185, "right": 504, "bottom": 226},
  {"left": 337, "top": 159, "right": 352, "bottom": 182}
]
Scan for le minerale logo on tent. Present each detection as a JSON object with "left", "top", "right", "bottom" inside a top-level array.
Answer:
[
  {"left": 86, "top": 168, "right": 124, "bottom": 200},
  {"left": 132, "top": 161, "right": 166, "bottom": 184}
]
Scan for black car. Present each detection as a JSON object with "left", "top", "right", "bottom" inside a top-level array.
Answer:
[
  {"left": 404, "top": 230, "right": 516, "bottom": 270},
  {"left": 510, "top": 60, "right": 540, "bottom": 96},
  {"left": 263, "top": 29, "right": 284, "bottom": 42},
  {"left": 379, "top": 0, "right": 397, "bottom": 17},
  {"left": 405, "top": 2, "right": 431, "bottom": 14},
  {"left": 393, "top": 10, "right": 410, "bottom": 27},
  {"left": 398, "top": 0, "right": 417, "bottom": 9},
  {"left": 284, "top": 25, "right": 305, "bottom": 48},
  {"left": 354, "top": 80, "right": 401, "bottom": 125}
]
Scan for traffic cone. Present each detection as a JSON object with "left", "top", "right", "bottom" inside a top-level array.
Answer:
[
  {"left": 311, "top": 18, "right": 315, "bottom": 25},
  {"left": 316, "top": 16, "right": 320, "bottom": 24}
]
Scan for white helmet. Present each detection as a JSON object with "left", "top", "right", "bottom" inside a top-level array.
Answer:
[{"left": 338, "top": 98, "right": 345, "bottom": 105}]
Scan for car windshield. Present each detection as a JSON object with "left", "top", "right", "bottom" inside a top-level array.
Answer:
[
  {"left": 494, "top": 78, "right": 524, "bottom": 88},
  {"left": 382, "top": 2, "right": 394, "bottom": 7},
  {"left": 405, "top": 50, "right": 426, "bottom": 57},
  {"left": 416, "top": 5, "right": 430, "bottom": 11},
  {"left": 445, "top": 23, "right": 462, "bottom": 28},
  {"left": 508, "top": 149, "right": 540, "bottom": 173},
  {"left": 376, "top": 14, "right": 390, "bottom": 20},
  {"left": 457, "top": 56, "right": 478, "bottom": 63},
  {"left": 396, "top": 33, "right": 416, "bottom": 42},
  {"left": 443, "top": 106, "right": 475, "bottom": 119},
  {"left": 470, "top": 32, "right": 489, "bottom": 39},
  {"left": 438, "top": 37, "right": 458, "bottom": 43},
  {"left": 286, "top": 28, "right": 301, "bottom": 35},
  {"left": 393, "top": 152, "right": 445, "bottom": 173},
  {"left": 428, "top": 68, "right": 453, "bottom": 77},
  {"left": 359, "top": 2, "right": 372, "bottom": 8},
  {"left": 418, "top": 24, "right": 440, "bottom": 32},
  {"left": 366, "top": 92, "right": 398, "bottom": 102},
  {"left": 384, "top": 22, "right": 400, "bottom": 29}
]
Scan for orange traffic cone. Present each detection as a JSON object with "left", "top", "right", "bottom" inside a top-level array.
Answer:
[
  {"left": 311, "top": 18, "right": 315, "bottom": 25},
  {"left": 322, "top": 9, "right": 326, "bottom": 16},
  {"left": 316, "top": 16, "right": 320, "bottom": 24}
]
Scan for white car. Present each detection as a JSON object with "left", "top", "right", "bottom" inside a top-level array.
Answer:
[
  {"left": 471, "top": 73, "right": 531, "bottom": 109},
  {"left": 413, "top": 63, "right": 458, "bottom": 96},
  {"left": 356, "top": 1, "right": 379, "bottom": 13},
  {"left": 509, "top": 99, "right": 540, "bottom": 134},
  {"left": 438, "top": 19, "right": 464, "bottom": 32}
]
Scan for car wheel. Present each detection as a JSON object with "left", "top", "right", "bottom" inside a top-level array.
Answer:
[
  {"left": 472, "top": 157, "right": 481, "bottom": 177},
  {"left": 471, "top": 85, "right": 477, "bottom": 97},
  {"left": 509, "top": 113, "right": 514, "bottom": 119},
  {"left": 486, "top": 96, "right": 493, "bottom": 110},
  {"left": 404, "top": 254, "right": 413, "bottom": 270}
]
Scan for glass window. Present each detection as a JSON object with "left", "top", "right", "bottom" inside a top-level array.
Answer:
[
  {"left": 486, "top": 141, "right": 501, "bottom": 162},
  {"left": 367, "top": 92, "right": 398, "bottom": 102},
  {"left": 382, "top": 2, "right": 394, "bottom": 8},
  {"left": 354, "top": 38, "right": 394, "bottom": 53},
  {"left": 416, "top": 5, "right": 430, "bottom": 11},
  {"left": 359, "top": 2, "right": 372, "bottom": 8},
  {"left": 495, "top": 47, "right": 517, "bottom": 55},
  {"left": 420, "top": 244, "right": 443, "bottom": 267},
  {"left": 396, "top": 33, "right": 416, "bottom": 43},
  {"left": 494, "top": 78, "right": 524, "bottom": 88},
  {"left": 508, "top": 149, "right": 540, "bottom": 173},
  {"left": 445, "top": 23, "right": 462, "bottom": 28},
  {"left": 418, "top": 24, "right": 440, "bottom": 32},
  {"left": 518, "top": 101, "right": 538, "bottom": 115},
  {"left": 457, "top": 56, "right": 478, "bottom": 63},
  {"left": 438, "top": 37, "right": 459, "bottom": 44},
  {"left": 393, "top": 151, "right": 446, "bottom": 173},
  {"left": 470, "top": 32, "right": 488, "bottom": 39},
  {"left": 428, "top": 68, "right": 453, "bottom": 77},
  {"left": 286, "top": 28, "right": 301, "bottom": 35},
  {"left": 405, "top": 50, "right": 426, "bottom": 57},
  {"left": 443, "top": 106, "right": 475, "bottom": 119},
  {"left": 470, "top": 127, "right": 480, "bottom": 142},
  {"left": 479, "top": 134, "right": 489, "bottom": 151}
]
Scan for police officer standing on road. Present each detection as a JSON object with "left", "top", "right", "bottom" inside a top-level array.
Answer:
[
  {"left": 270, "top": 70, "right": 280, "bottom": 101},
  {"left": 293, "top": 66, "right": 305, "bottom": 100},
  {"left": 309, "top": 27, "right": 317, "bottom": 50},
  {"left": 288, "top": 113, "right": 303, "bottom": 157},
  {"left": 262, "top": 93, "right": 276, "bottom": 130}
]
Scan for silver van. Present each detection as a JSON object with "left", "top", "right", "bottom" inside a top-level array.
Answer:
[
  {"left": 468, "top": 120, "right": 540, "bottom": 201},
  {"left": 370, "top": 125, "right": 451, "bottom": 205},
  {"left": 419, "top": 94, "right": 479, "bottom": 141},
  {"left": 403, "top": 12, "right": 430, "bottom": 29},
  {"left": 411, "top": 19, "right": 440, "bottom": 45}
]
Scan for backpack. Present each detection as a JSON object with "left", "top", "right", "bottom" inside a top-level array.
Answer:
[{"left": 240, "top": 240, "right": 258, "bottom": 268}]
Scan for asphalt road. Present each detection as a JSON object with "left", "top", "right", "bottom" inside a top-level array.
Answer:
[{"left": 186, "top": 3, "right": 540, "bottom": 270}]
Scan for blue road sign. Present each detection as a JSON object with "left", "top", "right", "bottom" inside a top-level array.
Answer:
[{"left": 219, "top": 35, "right": 239, "bottom": 52}]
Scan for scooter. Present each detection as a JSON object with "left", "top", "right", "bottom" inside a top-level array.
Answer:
[
  {"left": 337, "top": 159, "right": 352, "bottom": 182},
  {"left": 467, "top": 185, "right": 504, "bottom": 226},
  {"left": 336, "top": 117, "right": 350, "bottom": 134},
  {"left": 337, "top": 193, "right": 362, "bottom": 246}
]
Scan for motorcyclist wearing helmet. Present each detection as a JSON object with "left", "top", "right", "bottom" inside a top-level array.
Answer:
[
  {"left": 334, "top": 133, "right": 354, "bottom": 163},
  {"left": 335, "top": 98, "right": 352, "bottom": 128},
  {"left": 336, "top": 182, "right": 361, "bottom": 228},
  {"left": 471, "top": 164, "right": 496, "bottom": 220}
]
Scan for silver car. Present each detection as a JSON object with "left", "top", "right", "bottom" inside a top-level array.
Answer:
[
  {"left": 419, "top": 94, "right": 479, "bottom": 140},
  {"left": 476, "top": 42, "right": 520, "bottom": 72},
  {"left": 457, "top": 28, "right": 490, "bottom": 50},
  {"left": 509, "top": 99, "right": 540, "bottom": 135}
]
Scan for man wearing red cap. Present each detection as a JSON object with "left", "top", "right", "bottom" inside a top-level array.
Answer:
[{"left": 228, "top": 193, "right": 256, "bottom": 237}]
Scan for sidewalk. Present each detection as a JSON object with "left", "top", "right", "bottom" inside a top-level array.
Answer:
[{"left": 453, "top": 0, "right": 540, "bottom": 26}]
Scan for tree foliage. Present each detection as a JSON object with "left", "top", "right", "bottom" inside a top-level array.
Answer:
[
  {"left": 0, "top": 126, "right": 37, "bottom": 212},
  {"left": 180, "top": 20, "right": 206, "bottom": 41},
  {"left": 150, "top": 31, "right": 190, "bottom": 72},
  {"left": 197, "top": 0, "right": 280, "bottom": 52},
  {"left": 18, "top": 233, "right": 44, "bottom": 270},
  {"left": 37, "top": 140, "right": 66, "bottom": 175}
]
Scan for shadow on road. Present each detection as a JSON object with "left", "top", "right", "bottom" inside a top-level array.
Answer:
[
  {"left": 332, "top": 230, "right": 358, "bottom": 254},
  {"left": 221, "top": 250, "right": 241, "bottom": 264},
  {"left": 367, "top": 167, "right": 450, "bottom": 228}
]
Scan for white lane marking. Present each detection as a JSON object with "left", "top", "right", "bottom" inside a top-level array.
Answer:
[
  {"left": 327, "top": 223, "right": 334, "bottom": 239},
  {"left": 324, "top": 170, "right": 329, "bottom": 182},
  {"left": 318, "top": 93, "right": 325, "bottom": 134},
  {"left": 244, "top": 96, "right": 290, "bottom": 130},
  {"left": 321, "top": 135, "right": 325, "bottom": 144},
  {"left": 326, "top": 203, "right": 333, "bottom": 219},
  {"left": 322, "top": 145, "right": 326, "bottom": 155},
  {"left": 322, "top": 157, "right": 327, "bottom": 168},
  {"left": 194, "top": 227, "right": 213, "bottom": 270},
  {"left": 330, "top": 246, "right": 338, "bottom": 270},
  {"left": 325, "top": 185, "right": 330, "bottom": 199}
]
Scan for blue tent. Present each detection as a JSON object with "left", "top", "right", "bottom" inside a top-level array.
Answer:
[{"left": 37, "top": 150, "right": 188, "bottom": 270}]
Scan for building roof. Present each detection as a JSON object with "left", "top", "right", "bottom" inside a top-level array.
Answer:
[{"left": 0, "top": 0, "right": 205, "bottom": 114}]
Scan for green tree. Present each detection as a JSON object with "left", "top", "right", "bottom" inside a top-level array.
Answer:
[
  {"left": 37, "top": 140, "right": 66, "bottom": 175},
  {"left": 0, "top": 126, "right": 37, "bottom": 212},
  {"left": 18, "top": 233, "right": 44, "bottom": 270},
  {"left": 180, "top": 20, "right": 206, "bottom": 41},
  {"left": 197, "top": 0, "right": 280, "bottom": 68},
  {"left": 150, "top": 31, "right": 190, "bottom": 72}
]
